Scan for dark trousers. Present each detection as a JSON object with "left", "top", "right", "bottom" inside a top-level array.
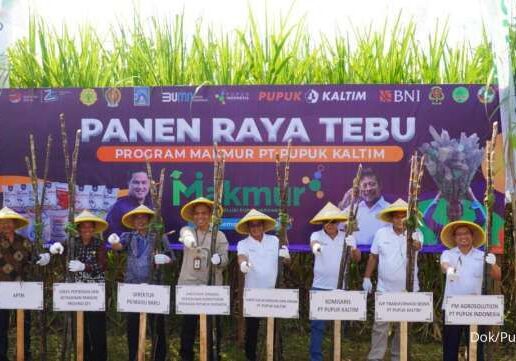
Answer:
[
  {"left": 126, "top": 313, "right": 167, "bottom": 361},
  {"left": 83, "top": 311, "right": 107, "bottom": 361},
  {"left": 245, "top": 318, "right": 261, "bottom": 361},
  {"left": 443, "top": 322, "right": 484, "bottom": 361},
  {"left": 180, "top": 315, "right": 222, "bottom": 361},
  {"left": 0, "top": 310, "right": 31, "bottom": 361}
]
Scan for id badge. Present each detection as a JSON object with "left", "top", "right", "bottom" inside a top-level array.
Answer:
[{"left": 193, "top": 257, "right": 201, "bottom": 270}]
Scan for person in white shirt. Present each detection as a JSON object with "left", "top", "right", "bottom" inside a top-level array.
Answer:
[
  {"left": 339, "top": 167, "right": 390, "bottom": 246},
  {"left": 439, "top": 220, "right": 501, "bottom": 361},
  {"left": 236, "top": 209, "right": 290, "bottom": 361},
  {"left": 309, "top": 202, "right": 361, "bottom": 361},
  {"left": 362, "top": 199, "right": 423, "bottom": 361}
]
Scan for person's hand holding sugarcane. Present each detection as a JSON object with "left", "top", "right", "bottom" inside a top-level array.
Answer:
[
  {"left": 179, "top": 227, "right": 197, "bottom": 249},
  {"left": 49, "top": 242, "right": 64, "bottom": 255},
  {"left": 36, "top": 252, "right": 51, "bottom": 266},
  {"left": 107, "top": 233, "right": 123, "bottom": 251},
  {"left": 238, "top": 253, "right": 252, "bottom": 274}
]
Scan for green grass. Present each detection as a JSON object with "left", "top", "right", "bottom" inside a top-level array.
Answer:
[{"left": 6, "top": 12, "right": 514, "bottom": 87}]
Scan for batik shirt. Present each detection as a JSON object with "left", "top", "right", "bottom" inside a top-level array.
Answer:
[
  {"left": 0, "top": 233, "right": 33, "bottom": 281},
  {"left": 71, "top": 237, "right": 107, "bottom": 283}
]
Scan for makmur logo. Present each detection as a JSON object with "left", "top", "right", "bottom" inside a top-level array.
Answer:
[{"left": 170, "top": 170, "right": 314, "bottom": 207}]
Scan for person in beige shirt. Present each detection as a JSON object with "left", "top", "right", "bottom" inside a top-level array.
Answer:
[{"left": 177, "top": 197, "right": 228, "bottom": 361}]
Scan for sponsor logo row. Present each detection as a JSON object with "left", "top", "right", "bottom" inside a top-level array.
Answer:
[{"left": 3, "top": 85, "right": 497, "bottom": 106}]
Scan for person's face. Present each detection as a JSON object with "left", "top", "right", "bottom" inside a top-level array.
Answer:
[
  {"left": 248, "top": 221, "right": 264, "bottom": 239},
  {"left": 448, "top": 200, "right": 462, "bottom": 222},
  {"left": 128, "top": 172, "right": 149, "bottom": 201},
  {"left": 0, "top": 219, "right": 15, "bottom": 235},
  {"left": 193, "top": 204, "right": 211, "bottom": 229},
  {"left": 391, "top": 212, "right": 406, "bottom": 231},
  {"left": 453, "top": 226, "right": 473, "bottom": 249},
  {"left": 359, "top": 176, "right": 381, "bottom": 203},
  {"left": 323, "top": 220, "right": 338, "bottom": 235},
  {"left": 133, "top": 214, "right": 150, "bottom": 231},
  {"left": 78, "top": 222, "right": 95, "bottom": 242}
]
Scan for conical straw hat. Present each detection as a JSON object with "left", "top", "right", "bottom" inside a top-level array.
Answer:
[
  {"left": 377, "top": 199, "right": 408, "bottom": 223},
  {"left": 310, "top": 202, "right": 348, "bottom": 224},
  {"left": 440, "top": 220, "right": 485, "bottom": 249},
  {"left": 74, "top": 210, "right": 108, "bottom": 233},
  {"left": 0, "top": 207, "right": 29, "bottom": 230},
  {"left": 235, "top": 209, "right": 276, "bottom": 235},
  {"left": 121, "top": 205, "right": 155, "bottom": 229},
  {"left": 180, "top": 197, "right": 224, "bottom": 222}
]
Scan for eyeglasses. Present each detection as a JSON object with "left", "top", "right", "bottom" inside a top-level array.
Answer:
[{"left": 325, "top": 220, "right": 338, "bottom": 224}]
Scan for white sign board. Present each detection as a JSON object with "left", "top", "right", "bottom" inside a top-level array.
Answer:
[
  {"left": 117, "top": 283, "right": 170, "bottom": 314},
  {"left": 0, "top": 282, "right": 43, "bottom": 310},
  {"left": 445, "top": 295, "right": 504, "bottom": 325},
  {"left": 375, "top": 292, "right": 433, "bottom": 322},
  {"left": 175, "top": 285, "right": 230, "bottom": 315},
  {"left": 309, "top": 290, "right": 367, "bottom": 321},
  {"left": 53, "top": 283, "right": 105, "bottom": 312},
  {"left": 244, "top": 288, "right": 299, "bottom": 319}
]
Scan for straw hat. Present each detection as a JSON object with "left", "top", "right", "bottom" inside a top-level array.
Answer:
[
  {"left": 0, "top": 207, "right": 29, "bottom": 230},
  {"left": 74, "top": 210, "right": 108, "bottom": 234},
  {"left": 235, "top": 209, "right": 276, "bottom": 235},
  {"left": 440, "top": 220, "right": 485, "bottom": 249},
  {"left": 121, "top": 205, "right": 155, "bottom": 229},
  {"left": 377, "top": 199, "right": 408, "bottom": 223},
  {"left": 310, "top": 202, "right": 349, "bottom": 224},
  {"left": 180, "top": 197, "right": 223, "bottom": 222}
]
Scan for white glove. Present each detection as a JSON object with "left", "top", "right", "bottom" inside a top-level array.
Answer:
[
  {"left": 311, "top": 242, "right": 322, "bottom": 255},
  {"left": 240, "top": 261, "right": 251, "bottom": 273},
  {"left": 211, "top": 253, "right": 221, "bottom": 265},
  {"left": 345, "top": 235, "right": 357, "bottom": 249},
  {"left": 107, "top": 233, "right": 120, "bottom": 245},
  {"left": 362, "top": 278, "right": 373, "bottom": 293},
  {"left": 36, "top": 253, "right": 50, "bottom": 266},
  {"left": 49, "top": 242, "right": 64, "bottom": 255},
  {"left": 411, "top": 231, "right": 422, "bottom": 243},
  {"left": 154, "top": 254, "right": 172, "bottom": 265},
  {"left": 68, "top": 260, "right": 85, "bottom": 272},
  {"left": 179, "top": 228, "right": 197, "bottom": 249},
  {"left": 279, "top": 245, "right": 290, "bottom": 259},
  {"left": 446, "top": 267, "right": 459, "bottom": 281},
  {"left": 485, "top": 253, "right": 496, "bottom": 265}
]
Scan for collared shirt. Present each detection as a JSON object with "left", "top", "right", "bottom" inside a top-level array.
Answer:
[
  {"left": 354, "top": 197, "right": 390, "bottom": 246},
  {"left": 178, "top": 226, "right": 228, "bottom": 286},
  {"left": 440, "top": 247, "right": 485, "bottom": 309},
  {"left": 120, "top": 231, "right": 173, "bottom": 284},
  {"left": 0, "top": 233, "right": 33, "bottom": 282},
  {"left": 310, "top": 229, "right": 348, "bottom": 290},
  {"left": 104, "top": 195, "right": 152, "bottom": 236},
  {"left": 71, "top": 237, "right": 107, "bottom": 283},
  {"left": 237, "top": 233, "right": 279, "bottom": 289},
  {"left": 370, "top": 225, "right": 420, "bottom": 292}
]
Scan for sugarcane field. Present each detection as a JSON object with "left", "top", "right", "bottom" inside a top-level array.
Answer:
[{"left": 1, "top": 0, "right": 516, "bottom": 360}]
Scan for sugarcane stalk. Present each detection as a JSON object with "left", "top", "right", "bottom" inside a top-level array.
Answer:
[
  {"left": 143, "top": 159, "right": 167, "bottom": 361},
  {"left": 25, "top": 133, "right": 53, "bottom": 361},
  {"left": 400, "top": 152, "right": 425, "bottom": 361},
  {"left": 268, "top": 140, "right": 292, "bottom": 361},
  {"left": 204, "top": 143, "right": 225, "bottom": 361},
  {"left": 59, "top": 114, "right": 81, "bottom": 361},
  {"left": 332, "top": 164, "right": 362, "bottom": 361},
  {"left": 479, "top": 122, "right": 498, "bottom": 361}
]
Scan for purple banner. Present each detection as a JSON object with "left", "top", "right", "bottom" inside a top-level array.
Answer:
[{"left": 0, "top": 85, "right": 503, "bottom": 253}]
